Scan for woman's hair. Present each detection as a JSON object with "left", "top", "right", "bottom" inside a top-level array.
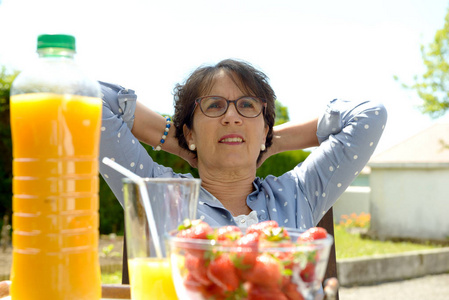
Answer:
[{"left": 172, "top": 59, "right": 276, "bottom": 160}]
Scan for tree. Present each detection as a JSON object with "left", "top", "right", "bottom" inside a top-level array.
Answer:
[
  {"left": 401, "top": 8, "right": 449, "bottom": 117},
  {"left": 0, "top": 66, "right": 18, "bottom": 223},
  {"left": 275, "top": 100, "right": 290, "bottom": 125}
]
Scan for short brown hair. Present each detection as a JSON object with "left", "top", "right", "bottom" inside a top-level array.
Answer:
[{"left": 172, "top": 59, "right": 276, "bottom": 160}]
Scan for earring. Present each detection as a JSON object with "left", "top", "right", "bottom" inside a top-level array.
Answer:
[
  {"left": 260, "top": 144, "right": 266, "bottom": 151},
  {"left": 189, "top": 144, "right": 196, "bottom": 151}
]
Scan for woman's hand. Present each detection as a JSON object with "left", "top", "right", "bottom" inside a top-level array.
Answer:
[
  {"left": 323, "top": 277, "right": 339, "bottom": 300},
  {"left": 0, "top": 280, "right": 11, "bottom": 299}
]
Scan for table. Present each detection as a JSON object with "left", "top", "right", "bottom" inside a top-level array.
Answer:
[{"left": 0, "top": 282, "right": 131, "bottom": 300}]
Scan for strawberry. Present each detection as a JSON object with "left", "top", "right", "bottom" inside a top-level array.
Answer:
[
  {"left": 247, "top": 283, "right": 288, "bottom": 300},
  {"left": 183, "top": 273, "right": 207, "bottom": 293},
  {"left": 297, "top": 227, "right": 327, "bottom": 242},
  {"left": 216, "top": 225, "right": 243, "bottom": 242},
  {"left": 177, "top": 219, "right": 213, "bottom": 240},
  {"left": 202, "top": 283, "right": 227, "bottom": 300},
  {"left": 259, "top": 226, "right": 291, "bottom": 245},
  {"left": 207, "top": 254, "right": 240, "bottom": 292},
  {"left": 177, "top": 219, "right": 213, "bottom": 258},
  {"left": 240, "top": 253, "right": 283, "bottom": 288},
  {"left": 246, "top": 220, "right": 279, "bottom": 236},
  {"left": 282, "top": 280, "right": 305, "bottom": 300},
  {"left": 232, "top": 232, "right": 259, "bottom": 270},
  {"left": 184, "top": 253, "right": 212, "bottom": 286},
  {"left": 299, "top": 262, "right": 316, "bottom": 282}
]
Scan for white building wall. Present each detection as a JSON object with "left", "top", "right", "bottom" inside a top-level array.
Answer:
[{"left": 369, "top": 166, "right": 449, "bottom": 241}]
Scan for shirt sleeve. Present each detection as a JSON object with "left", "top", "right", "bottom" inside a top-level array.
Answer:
[
  {"left": 296, "top": 98, "right": 387, "bottom": 225},
  {"left": 98, "top": 81, "right": 174, "bottom": 206}
]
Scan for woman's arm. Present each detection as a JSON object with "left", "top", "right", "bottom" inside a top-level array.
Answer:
[
  {"left": 258, "top": 118, "right": 319, "bottom": 167},
  {"left": 270, "top": 118, "right": 320, "bottom": 154},
  {"left": 132, "top": 101, "right": 197, "bottom": 167}
]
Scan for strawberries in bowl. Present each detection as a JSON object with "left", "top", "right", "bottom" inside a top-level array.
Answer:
[{"left": 166, "top": 220, "right": 333, "bottom": 300}]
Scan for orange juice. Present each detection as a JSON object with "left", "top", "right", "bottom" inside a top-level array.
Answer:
[
  {"left": 129, "top": 258, "right": 178, "bottom": 300},
  {"left": 9, "top": 93, "right": 102, "bottom": 300}
]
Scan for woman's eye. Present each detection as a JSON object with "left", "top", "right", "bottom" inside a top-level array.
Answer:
[
  {"left": 239, "top": 98, "right": 257, "bottom": 109},
  {"left": 205, "top": 99, "right": 225, "bottom": 110}
]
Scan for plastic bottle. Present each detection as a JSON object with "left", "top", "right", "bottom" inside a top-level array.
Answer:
[{"left": 9, "top": 34, "right": 102, "bottom": 300}]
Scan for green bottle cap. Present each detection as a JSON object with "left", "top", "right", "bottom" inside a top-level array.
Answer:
[{"left": 37, "top": 34, "right": 76, "bottom": 51}]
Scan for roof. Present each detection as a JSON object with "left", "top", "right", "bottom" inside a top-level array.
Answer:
[{"left": 369, "top": 123, "right": 449, "bottom": 167}]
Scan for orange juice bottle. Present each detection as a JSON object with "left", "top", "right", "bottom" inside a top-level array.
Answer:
[{"left": 9, "top": 34, "right": 102, "bottom": 300}]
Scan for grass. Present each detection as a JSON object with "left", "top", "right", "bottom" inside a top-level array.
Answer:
[
  {"left": 101, "top": 270, "right": 122, "bottom": 284},
  {"left": 334, "top": 225, "right": 443, "bottom": 259}
]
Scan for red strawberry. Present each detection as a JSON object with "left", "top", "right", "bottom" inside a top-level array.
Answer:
[
  {"left": 247, "top": 283, "right": 288, "bottom": 300},
  {"left": 297, "top": 227, "right": 327, "bottom": 242},
  {"left": 177, "top": 219, "right": 213, "bottom": 240},
  {"left": 233, "top": 232, "right": 259, "bottom": 270},
  {"left": 300, "top": 262, "right": 316, "bottom": 282},
  {"left": 183, "top": 273, "right": 207, "bottom": 293},
  {"left": 202, "top": 283, "right": 227, "bottom": 300},
  {"left": 241, "top": 253, "right": 283, "bottom": 288},
  {"left": 216, "top": 225, "right": 243, "bottom": 242},
  {"left": 282, "top": 280, "right": 305, "bottom": 300},
  {"left": 207, "top": 254, "right": 240, "bottom": 292},
  {"left": 246, "top": 220, "right": 279, "bottom": 235},
  {"left": 259, "top": 226, "right": 291, "bottom": 245},
  {"left": 184, "top": 253, "right": 212, "bottom": 286},
  {"left": 177, "top": 219, "right": 213, "bottom": 257}
]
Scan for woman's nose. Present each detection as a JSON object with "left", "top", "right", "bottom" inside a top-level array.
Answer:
[{"left": 221, "top": 102, "right": 243, "bottom": 124}]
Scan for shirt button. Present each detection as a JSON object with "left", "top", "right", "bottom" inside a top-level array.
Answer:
[
  {"left": 260, "top": 215, "right": 266, "bottom": 221},
  {"left": 240, "top": 219, "right": 246, "bottom": 224}
]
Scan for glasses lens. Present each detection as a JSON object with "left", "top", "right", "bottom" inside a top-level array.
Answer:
[
  {"left": 200, "top": 96, "right": 227, "bottom": 117},
  {"left": 236, "top": 97, "right": 263, "bottom": 117}
]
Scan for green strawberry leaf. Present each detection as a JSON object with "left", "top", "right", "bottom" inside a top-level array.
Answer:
[
  {"left": 224, "top": 283, "right": 248, "bottom": 300},
  {"left": 282, "top": 268, "right": 293, "bottom": 276},
  {"left": 229, "top": 253, "right": 253, "bottom": 270},
  {"left": 177, "top": 218, "right": 192, "bottom": 231}
]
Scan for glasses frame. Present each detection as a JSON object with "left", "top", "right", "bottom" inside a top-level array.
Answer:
[{"left": 193, "top": 95, "right": 267, "bottom": 118}]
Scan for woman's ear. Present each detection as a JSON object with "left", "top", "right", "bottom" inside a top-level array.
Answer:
[
  {"left": 183, "top": 124, "right": 194, "bottom": 145},
  {"left": 264, "top": 124, "right": 269, "bottom": 140}
]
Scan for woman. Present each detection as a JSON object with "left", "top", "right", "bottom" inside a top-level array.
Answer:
[{"left": 99, "top": 59, "right": 387, "bottom": 230}]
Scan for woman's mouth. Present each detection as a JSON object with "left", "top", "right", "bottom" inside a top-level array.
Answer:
[{"left": 220, "top": 137, "right": 243, "bottom": 143}]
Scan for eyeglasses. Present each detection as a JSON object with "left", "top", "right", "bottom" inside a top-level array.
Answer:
[{"left": 194, "top": 96, "right": 267, "bottom": 118}]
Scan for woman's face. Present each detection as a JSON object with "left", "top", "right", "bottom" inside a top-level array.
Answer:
[{"left": 184, "top": 70, "right": 269, "bottom": 171}]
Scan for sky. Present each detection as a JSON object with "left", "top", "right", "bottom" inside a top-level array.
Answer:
[{"left": 1, "top": 0, "right": 448, "bottom": 154}]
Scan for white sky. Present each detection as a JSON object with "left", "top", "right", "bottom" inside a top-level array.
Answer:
[{"left": 1, "top": 0, "right": 448, "bottom": 154}]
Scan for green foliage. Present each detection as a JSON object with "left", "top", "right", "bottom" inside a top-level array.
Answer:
[
  {"left": 99, "top": 176, "right": 125, "bottom": 234},
  {"left": 0, "top": 67, "right": 18, "bottom": 218},
  {"left": 401, "top": 8, "right": 449, "bottom": 117},
  {"left": 275, "top": 100, "right": 290, "bottom": 125},
  {"left": 256, "top": 150, "right": 310, "bottom": 179},
  {"left": 0, "top": 66, "right": 18, "bottom": 113}
]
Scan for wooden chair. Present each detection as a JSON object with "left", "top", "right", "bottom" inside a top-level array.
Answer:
[{"left": 317, "top": 207, "right": 339, "bottom": 300}]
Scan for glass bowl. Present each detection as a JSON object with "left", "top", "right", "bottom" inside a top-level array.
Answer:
[{"left": 166, "top": 227, "right": 333, "bottom": 300}]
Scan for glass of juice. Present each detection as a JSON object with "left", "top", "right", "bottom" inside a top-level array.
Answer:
[{"left": 122, "top": 178, "right": 201, "bottom": 300}]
